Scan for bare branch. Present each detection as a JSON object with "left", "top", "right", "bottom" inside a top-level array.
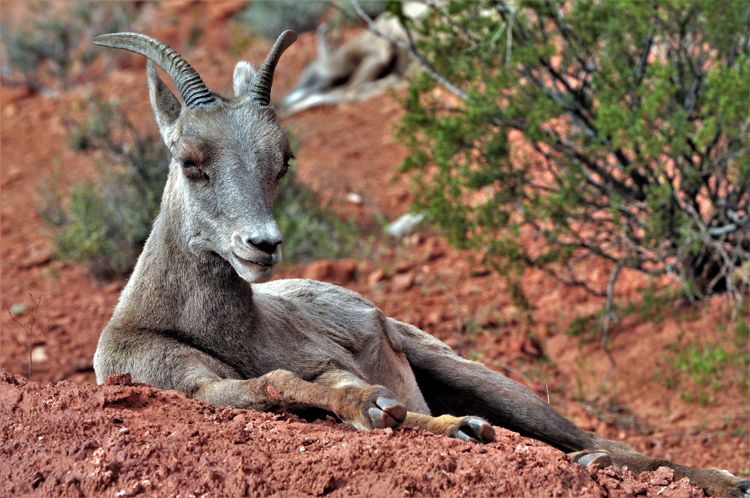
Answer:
[
  {"left": 350, "top": 0, "right": 469, "bottom": 101},
  {"left": 7, "top": 294, "right": 47, "bottom": 381}
]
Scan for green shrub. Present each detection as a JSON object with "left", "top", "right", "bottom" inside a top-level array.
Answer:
[
  {"left": 396, "top": 0, "right": 750, "bottom": 304},
  {"left": 566, "top": 315, "right": 596, "bottom": 338}
]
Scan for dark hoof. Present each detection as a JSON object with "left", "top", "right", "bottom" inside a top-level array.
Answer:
[
  {"left": 739, "top": 479, "right": 750, "bottom": 498},
  {"left": 725, "top": 477, "right": 749, "bottom": 498},
  {"left": 368, "top": 397, "right": 406, "bottom": 429},
  {"left": 572, "top": 450, "right": 613, "bottom": 468},
  {"left": 450, "top": 417, "right": 495, "bottom": 444}
]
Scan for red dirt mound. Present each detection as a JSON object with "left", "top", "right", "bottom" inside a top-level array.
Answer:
[{"left": 0, "top": 372, "right": 705, "bottom": 498}]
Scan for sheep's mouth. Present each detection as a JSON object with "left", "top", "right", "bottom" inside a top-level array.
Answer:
[{"left": 233, "top": 253, "right": 274, "bottom": 268}]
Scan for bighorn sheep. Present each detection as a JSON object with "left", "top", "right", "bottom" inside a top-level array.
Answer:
[
  {"left": 278, "top": 9, "right": 415, "bottom": 114},
  {"left": 92, "top": 32, "right": 749, "bottom": 498}
]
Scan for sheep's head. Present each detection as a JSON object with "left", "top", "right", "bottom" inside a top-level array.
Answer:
[
  {"left": 94, "top": 32, "right": 296, "bottom": 283},
  {"left": 278, "top": 25, "right": 350, "bottom": 113}
]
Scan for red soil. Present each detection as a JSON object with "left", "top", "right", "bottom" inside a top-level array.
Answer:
[
  {"left": 0, "top": 2, "right": 746, "bottom": 497},
  {"left": 0, "top": 372, "right": 705, "bottom": 498}
]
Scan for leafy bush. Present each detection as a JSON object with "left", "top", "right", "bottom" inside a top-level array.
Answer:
[
  {"left": 395, "top": 0, "right": 750, "bottom": 305},
  {"left": 0, "top": 2, "right": 135, "bottom": 95},
  {"left": 46, "top": 98, "right": 358, "bottom": 279}
]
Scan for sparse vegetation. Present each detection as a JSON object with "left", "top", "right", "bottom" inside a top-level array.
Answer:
[
  {"left": 0, "top": 2, "right": 135, "bottom": 96},
  {"left": 655, "top": 312, "right": 750, "bottom": 404},
  {"left": 235, "top": 0, "right": 387, "bottom": 41},
  {"left": 673, "top": 341, "right": 730, "bottom": 385},
  {"left": 7, "top": 295, "right": 47, "bottom": 381},
  {"left": 566, "top": 314, "right": 596, "bottom": 339},
  {"left": 42, "top": 97, "right": 170, "bottom": 280}
]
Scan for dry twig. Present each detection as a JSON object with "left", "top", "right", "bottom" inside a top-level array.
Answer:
[{"left": 7, "top": 294, "right": 48, "bottom": 381}]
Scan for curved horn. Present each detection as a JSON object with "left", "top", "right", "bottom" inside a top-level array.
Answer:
[
  {"left": 249, "top": 30, "right": 297, "bottom": 106},
  {"left": 93, "top": 32, "right": 216, "bottom": 109}
]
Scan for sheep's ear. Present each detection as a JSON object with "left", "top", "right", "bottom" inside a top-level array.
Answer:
[
  {"left": 316, "top": 23, "right": 331, "bottom": 60},
  {"left": 233, "top": 61, "right": 257, "bottom": 97},
  {"left": 148, "top": 61, "right": 182, "bottom": 139}
]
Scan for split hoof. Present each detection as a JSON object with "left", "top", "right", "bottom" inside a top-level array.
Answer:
[
  {"left": 450, "top": 416, "right": 495, "bottom": 444},
  {"left": 368, "top": 397, "right": 406, "bottom": 429},
  {"left": 571, "top": 450, "right": 613, "bottom": 468}
]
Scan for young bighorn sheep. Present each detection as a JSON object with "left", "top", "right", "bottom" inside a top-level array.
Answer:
[
  {"left": 278, "top": 10, "right": 413, "bottom": 115},
  {"left": 92, "top": 32, "right": 749, "bottom": 498}
]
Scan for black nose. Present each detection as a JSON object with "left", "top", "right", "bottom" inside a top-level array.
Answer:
[{"left": 247, "top": 236, "right": 282, "bottom": 255}]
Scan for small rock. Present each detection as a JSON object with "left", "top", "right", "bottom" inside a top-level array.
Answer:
[
  {"left": 303, "top": 259, "right": 357, "bottom": 284},
  {"left": 392, "top": 272, "right": 415, "bottom": 291},
  {"left": 621, "top": 479, "right": 648, "bottom": 496},
  {"left": 425, "top": 246, "right": 445, "bottom": 261},
  {"left": 205, "top": 1, "right": 246, "bottom": 21},
  {"left": 18, "top": 249, "right": 53, "bottom": 269},
  {"left": 31, "top": 347, "right": 48, "bottom": 363},
  {"left": 345, "top": 192, "right": 363, "bottom": 204},
  {"left": 651, "top": 467, "right": 675, "bottom": 485},
  {"left": 367, "top": 269, "right": 386, "bottom": 286},
  {"left": 386, "top": 212, "right": 425, "bottom": 238},
  {"left": 395, "top": 260, "right": 412, "bottom": 273},
  {"left": 403, "top": 234, "right": 422, "bottom": 247},
  {"left": 104, "top": 281, "right": 123, "bottom": 294},
  {"left": 469, "top": 267, "right": 491, "bottom": 277},
  {"left": 311, "top": 474, "right": 336, "bottom": 496},
  {"left": 105, "top": 373, "right": 132, "bottom": 386},
  {"left": 4, "top": 103, "right": 18, "bottom": 117}
]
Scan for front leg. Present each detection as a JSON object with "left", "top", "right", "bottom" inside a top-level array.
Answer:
[
  {"left": 314, "top": 369, "right": 494, "bottom": 442},
  {"left": 99, "top": 334, "right": 407, "bottom": 433},
  {"left": 192, "top": 368, "right": 407, "bottom": 431},
  {"left": 405, "top": 412, "right": 495, "bottom": 444}
]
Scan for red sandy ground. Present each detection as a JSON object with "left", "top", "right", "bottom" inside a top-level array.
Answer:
[{"left": 0, "top": 2, "right": 747, "bottom": 497}]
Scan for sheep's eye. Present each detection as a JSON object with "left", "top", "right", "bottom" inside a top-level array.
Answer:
[
  {"left": 277, "top": 159, "right": 291, "bottom": 181},
  {"left": 181, "top": 158, "right": 199, "bottom": 169},
  {"left": 180, "top": 157, "right": 208, "bottom": 183}
]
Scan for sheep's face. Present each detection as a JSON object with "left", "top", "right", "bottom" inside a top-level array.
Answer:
[{"left": 149, "top": 62, "right": 293, "bottom": 283}]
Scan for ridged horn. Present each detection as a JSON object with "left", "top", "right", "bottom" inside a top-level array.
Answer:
[
  {"left": 93, "top": 32, "right": 216, "bottom": 109},
  {"left": 249, "top": 30, "right": 297, "bottom": 106}
]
